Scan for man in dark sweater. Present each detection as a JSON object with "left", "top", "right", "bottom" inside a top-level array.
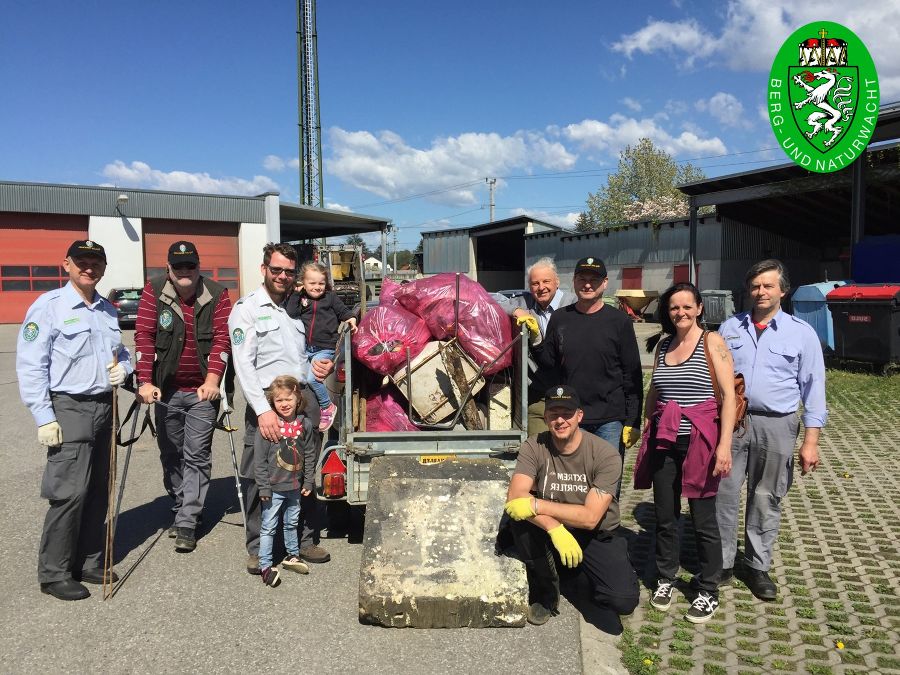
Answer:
[{"left": 539, "top": 257, "right": 643, "bottom": 496}]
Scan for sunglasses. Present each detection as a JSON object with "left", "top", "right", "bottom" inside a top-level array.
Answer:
[
  {"left": 266, "top": 265, "right": 297, "bottom": 278},
  {"left": 172, "top": 263, "right": 197, "bottom": 271}
]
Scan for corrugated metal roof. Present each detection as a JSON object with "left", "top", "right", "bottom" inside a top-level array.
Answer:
[
  {"left": 0, "top": 180, "right": 267, "bottom": 222},
  {"left": 279, "top": 201, "right": 389, "bottom": 239},
  {"left": 422, "top": 214, "right": 569, "bottom": 237}
]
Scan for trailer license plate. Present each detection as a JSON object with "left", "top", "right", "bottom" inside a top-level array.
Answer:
[{"left": 419, "top": 454, "right": 455, "bottom": 465}]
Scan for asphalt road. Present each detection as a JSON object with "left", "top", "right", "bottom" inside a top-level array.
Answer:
[{"left": 0, "top": 325, "right": 585, "bottom": 673}]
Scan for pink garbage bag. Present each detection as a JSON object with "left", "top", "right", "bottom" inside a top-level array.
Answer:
[
  {"left": 378, "top": 277, "right": 403, "bottom": 307},
  {"left": 351, "top": 305, "right": 432, "bottom": 375},
  {"left": 365, "top": 389, "right": 418, "bottom": 432},
  {"left": 394, "top": 273, "right": 513, "bottom": 374}
]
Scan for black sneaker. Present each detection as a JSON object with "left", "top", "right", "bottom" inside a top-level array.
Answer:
[
  {"left": 743, "top": 568, "right": 777, "bottom": 601},
  {"left": 174, "top": 527, "right": 196, "bottom": 552},
  {"left": 650, "top": 579, "right": 675, "bottom": 610},
  {"left": 261, "top": 567, "right": 281, "bottom": 588},
  {"left": 685, "top": 592, "right": 719, "bottom": 623}
]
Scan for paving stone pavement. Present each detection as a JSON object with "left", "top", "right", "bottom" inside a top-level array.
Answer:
[{"left": 611, "top": 370, "right": 900, "bottom": 675}]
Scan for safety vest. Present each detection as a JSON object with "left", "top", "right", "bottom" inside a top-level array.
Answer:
[{"left": 150, "top": 276, "right": 227, "bottom": 393}]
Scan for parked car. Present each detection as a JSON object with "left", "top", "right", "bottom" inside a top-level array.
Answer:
[{"left": 109, "top": 288, "right": 142, "bottom": 328}]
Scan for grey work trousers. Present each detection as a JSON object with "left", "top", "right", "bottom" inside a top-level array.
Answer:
[
  {"left": 240, "top": 389, "right": 321, "bottom": 557},
  {"left": 155, "top": 389, "right": 219, "bottom": 529},
  {"left": 39, "top": 393, "right": 112, "bottom": 584},
  {"left": 716, "top": 411, "right": 799, "bottom": 571}
]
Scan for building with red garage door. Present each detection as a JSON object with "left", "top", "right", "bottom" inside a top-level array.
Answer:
[{"left": 0, "top": 181, "right": 389, "bottom": 324}]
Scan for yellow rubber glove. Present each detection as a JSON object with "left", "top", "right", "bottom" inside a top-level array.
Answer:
[
  {"left": 622, "top": 426, "right": 640, "bottom": 448},
  {"left": 548, "top": 525, "right": 583, "bottom": 568},
  {"left": 504, "top": 496, "right": 536, "bottom": 521},
  {"left": 515, "top": 314, "right": 540, "bottom": 340}
]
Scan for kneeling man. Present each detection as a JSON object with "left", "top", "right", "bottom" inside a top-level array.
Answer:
[{"left": 504, "top": 385, "right": 639, "bottom": 624}]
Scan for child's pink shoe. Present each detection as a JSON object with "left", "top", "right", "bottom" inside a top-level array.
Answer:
[{"left": 319, "top": 402, "right": 337, "bottom": 432}]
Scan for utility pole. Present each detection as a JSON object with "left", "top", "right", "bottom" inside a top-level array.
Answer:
[
  {"left": 392, "top": 226, "right": 398, "bottom": 275},
  {"left": 297, "top": 0, "right": 324, "bottom": 208},
  {"left": 485, "top": 177, "right": 496, "bottom": 222}
]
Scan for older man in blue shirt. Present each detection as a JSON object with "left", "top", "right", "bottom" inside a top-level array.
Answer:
[
  {"left": 493, "top": 257, "right": 577, "bottom": 436},
  {"left": 717, "top": 259, "right": 826, "bottom": 601},
  {"left": 17, "top": 240, "right": 132, "bottom": 601}
]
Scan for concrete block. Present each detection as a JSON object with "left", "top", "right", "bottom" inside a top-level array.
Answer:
[{"left": 359, "top": 456, "right": 528, "bottom": 628}]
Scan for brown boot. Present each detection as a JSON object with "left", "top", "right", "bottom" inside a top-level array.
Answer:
[{"left": 298, "top": 544, "right": 331, "bottom": 563}]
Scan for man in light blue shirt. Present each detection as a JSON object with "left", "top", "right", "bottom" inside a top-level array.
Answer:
[
  {"left": 717, "top": 259, "right": 826, "bottom": 601},
  {"left": 493, "top": 257, "right": 577, "bottom": 435},
  {"left": 17, "top": 240, "right": 132, "bottom": 601}
]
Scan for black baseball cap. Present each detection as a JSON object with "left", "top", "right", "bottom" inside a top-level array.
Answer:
[
  {"left": 574, "top": 256, "right": 607, "bottom": 278},
  {"left": 67, "top": 239, "right": 106, "bottom": 261},
  {"left": 544, "top": 385, "right": 581, "bottom": 411},
  {"left": 168, "top": 240, "right": 200, "bottom": 265}
]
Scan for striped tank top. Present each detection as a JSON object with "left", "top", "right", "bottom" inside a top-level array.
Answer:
[{"left": 651, "top": 333, "right": 715, "bottom": 436}]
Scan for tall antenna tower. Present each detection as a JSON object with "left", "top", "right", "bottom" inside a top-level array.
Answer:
[{"left": 297, "top": 0, "right": 324, "bottom": 207}]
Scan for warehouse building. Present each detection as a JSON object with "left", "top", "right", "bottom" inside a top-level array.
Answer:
[{"left": 0, "top": 181, "right": 388, "bottom": 323}]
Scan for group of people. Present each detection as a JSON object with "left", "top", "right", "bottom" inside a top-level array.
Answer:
[
  {"left": 499, "top": 256, "right": 826, "bottom": 626},
  {"left": 17, "top": 240, "right": 826, "bottom": 617},
  {"left": 17, "top": 239, "right": 352, "bottom": 599}
]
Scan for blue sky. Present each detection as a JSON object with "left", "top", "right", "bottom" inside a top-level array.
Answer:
[{"left": 1, "top": 1, "right": 896, "bottom": 250}]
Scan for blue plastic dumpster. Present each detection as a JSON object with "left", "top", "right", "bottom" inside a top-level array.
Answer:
[{"left": 792, "top": 281, "right": 848, "bottom": 351}]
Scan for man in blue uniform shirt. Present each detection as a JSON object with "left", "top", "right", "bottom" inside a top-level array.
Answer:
[
  {"left": 717, "top": 259, "right": 826, "bottom": 601},
  {"left": 17, "top": 240, "right": 132, "bottom": 601}
]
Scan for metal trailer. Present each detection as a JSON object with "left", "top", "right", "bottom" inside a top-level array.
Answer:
[{"left": 315, "top": 326, "right": 530, "bottom": 506}]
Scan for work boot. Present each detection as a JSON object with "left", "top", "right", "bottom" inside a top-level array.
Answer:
[
  {"left": 523, "top": 546, "right": 560, "bottom": 625},
  {"left": 174, "top": 527, "right": 196, "bottom": 553},
  {"left": 40, "top": 579, "right": 90, "bottom": 601},
  {"left": 79, "top": 568, "right": 119, "bottom": 584},
  {"left": 246, "top": 554, "right": 261, "bottom": 575},
  {"left": 298, "top": 544, "right": 331, "bottom": 563},
  {"left": 743, "top": 568, "right": 777, "bottom": 601}
]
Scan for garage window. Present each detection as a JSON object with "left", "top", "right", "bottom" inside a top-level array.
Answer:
[
  {"left": 146, "top": 267, "right": 239, "bottom": 290},
  {"left": 1, "top": 265, "right": 66, "bottom": 291}
]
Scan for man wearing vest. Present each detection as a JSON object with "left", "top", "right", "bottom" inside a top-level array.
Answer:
[{"left": 134, "top": 241, "right": 233, "bottom": 553}]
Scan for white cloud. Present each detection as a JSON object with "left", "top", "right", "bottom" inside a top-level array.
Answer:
[
  {"left": 263, "top": 155, "right": 300, "bottom": 172},
  {"left": 101, "top": 160, "right": 279, "bottom": 195},
  {"left": 621, "top": 97, "right": 643, "bottom": 112},
  {"left": 614, "top": 1, "right": 900, "bottom": 99},
  {"left": 563, "top": 113, "right": 727, "bottom": 158},
  {"left": 326, "top": 127, "right": 577, "bottom": 206},
  {"left": 325, "top": 201, "right": 353, "bottom": 212},
  {"left": 511, "top": 208, "right": 580, "bottom": 229},
  {"left": 612, "top": 18, "right": 717, "bottom": 67},
  {"left": 696, "top": 92, "right": 751, "bottom": 128}
]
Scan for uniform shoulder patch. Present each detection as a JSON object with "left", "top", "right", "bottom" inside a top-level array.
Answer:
[
  {"left": 22, "top": 321, "right": 39, "bottom": 342},
  {"left": 231, "top": 327, "right": 245, "bottom": 345}
]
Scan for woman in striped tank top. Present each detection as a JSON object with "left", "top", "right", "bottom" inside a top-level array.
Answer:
[{"left": 634, "top": 282, "right": 736, "bottom": 624}]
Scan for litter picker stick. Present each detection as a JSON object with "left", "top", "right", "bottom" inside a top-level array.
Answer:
[
  {"left": 110, "top": 400, "right": 142, "bottom": 546},
  {"left": 103, "top": 347, "right": 119, "bottom": 600},
  {"left": 220, "top": 360, "right": 248, "bottom": 540}
]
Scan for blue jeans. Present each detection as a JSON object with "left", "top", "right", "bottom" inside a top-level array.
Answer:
[
  {"left": 259, "top": 488, "right": 301, "bottom": 570},
  {"left": 580, "top": 420, "right": 625, "bottom": 499},
  {"left": 306, "top": 346, "right": 335, "bottom": 409}
]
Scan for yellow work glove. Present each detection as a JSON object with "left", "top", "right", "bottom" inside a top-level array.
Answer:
[
  {"left": 515, "top": 314, "right": 540, "bottom": 340},
  {"left": 622, "top": 426, "right": 640, "bottom": 448},
  {"left": 548, "top": 525, "right": 583, "bottom": 568},
  {"left": 504, "top": 496, "right": 536, "bottom": 521},
  {"left": 37, "top": 421, "right": 63, "bottom": 447}
]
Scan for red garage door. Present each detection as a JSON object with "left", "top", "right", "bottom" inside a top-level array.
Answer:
[
  {"left": 143, "top": 219, "right": 240, "bottom": 296},
  {"left": 0, "top": 213, "right": 89, "bottom": 324},
  {"left": 621, "top": 266, "right": 643, "bottom": 290}
]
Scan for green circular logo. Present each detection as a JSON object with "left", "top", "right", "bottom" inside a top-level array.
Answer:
[
  {"left": 768, "top": 21, "right": 879, "bottom": 173},
  {"left": 231, "top": 327, "right": 244, "bottom": 345},
  {"left": 22, "top": 321, "right": 39, "bottom": 342}
]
